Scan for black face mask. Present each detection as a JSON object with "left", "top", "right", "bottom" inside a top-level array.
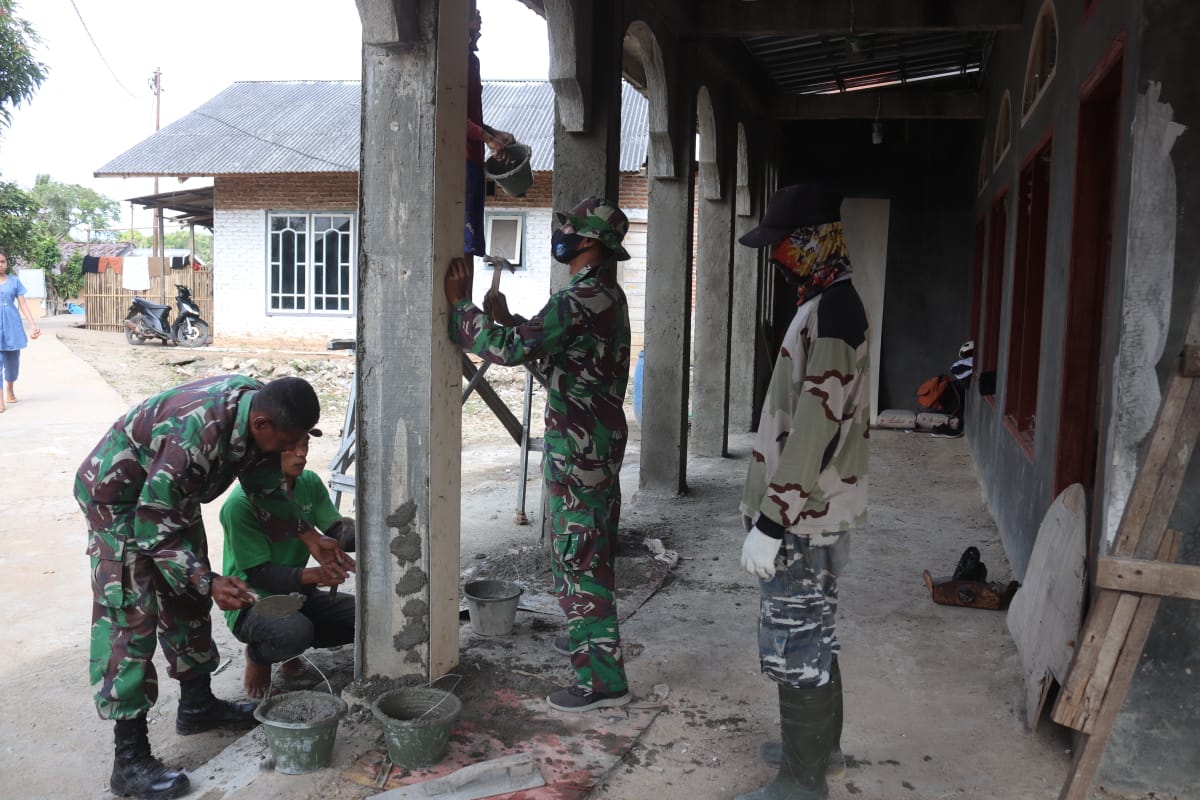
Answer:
[{"left": 552, "top": 230, "right": 589, "bottom": 264}]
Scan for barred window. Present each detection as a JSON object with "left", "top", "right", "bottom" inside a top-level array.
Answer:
[{"left": 268, "top": 213, "right": 354, "bottom": 315}]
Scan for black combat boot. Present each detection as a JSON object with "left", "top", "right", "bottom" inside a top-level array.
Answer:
[
  {"left": 175, "top": 674, "right": 258, "bottom": 735},
  {"left": 110, "top": 715, "right": 190, "bottom": 799},
  {"left": 736, "top": 679, "right": 836, "bottom": 800},
  {"left": 758, "top": 658, "right": 845, "bottom": 779}
]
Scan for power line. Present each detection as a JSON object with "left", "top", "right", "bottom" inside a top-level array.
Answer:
[
  {"left": 66, "top": 0, "right": 145, "bottom": 99},
  {"left": 194, "top": 110, "right": 357, "bottom": 171}
]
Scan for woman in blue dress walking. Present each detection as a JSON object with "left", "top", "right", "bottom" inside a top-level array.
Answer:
[{"left": 0, "top": 250, "right": 42, "bottom": 412}]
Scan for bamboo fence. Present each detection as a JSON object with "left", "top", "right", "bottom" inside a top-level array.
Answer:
[{"left": 84, "top": 268, "right": 214, "bottom": 334}]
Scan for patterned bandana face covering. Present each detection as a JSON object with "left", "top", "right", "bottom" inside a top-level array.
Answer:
[{"left": 769, "top": 222, "right": 853, "bottom": 305}]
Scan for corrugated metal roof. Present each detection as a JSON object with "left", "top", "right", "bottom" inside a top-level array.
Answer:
[
  {"left": 96, "top": 82, "right": 360, "bottom": 177},
  {"left": 742, "top": 31, "right": 991, "bottom": 95},
  {"left": 96, "top": 80, "right": 649, "bottom": 178},
  {"left": 482, "top": 81, "right": 648, "bottom": 172}
]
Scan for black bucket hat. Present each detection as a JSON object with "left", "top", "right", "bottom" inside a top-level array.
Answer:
[{"left": 738, "top": 183, "right": 843, "bottom": 248}]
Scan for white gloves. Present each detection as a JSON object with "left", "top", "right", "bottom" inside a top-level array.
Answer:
[{"left": 741, "top": 526, "right": 782, "bottom": 580}]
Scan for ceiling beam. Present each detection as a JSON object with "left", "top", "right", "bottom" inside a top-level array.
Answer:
[
  {"left": 772, "top": 91, "right": 984, "bottom": 119},
  {"left": 698, "top": 0, "right": 1024, "bottom": 36}
]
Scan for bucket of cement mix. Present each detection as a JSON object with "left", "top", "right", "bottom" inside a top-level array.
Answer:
[
  {"left": 484, "top": 143, "right": 533, "bottom": 197},
  {"left": 373, "top": 687, "right": 463, "bottom": 769},
  {"left": 254, "top": 690, "right": 348, "bottom": 774},
  {"left": 463, "top": 579, "right": 523, "bottom": 636}
]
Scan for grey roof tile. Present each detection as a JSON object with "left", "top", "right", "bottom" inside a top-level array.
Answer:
[{"left": 96, "top": 80, "right": 648, "bottom": 177}]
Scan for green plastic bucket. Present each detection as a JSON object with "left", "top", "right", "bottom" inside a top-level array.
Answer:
[
  {"left": 254, "top": 690, "right": 347, "bottom": 774},
  {"left": 372, "top": 687, "right": 463, "bottom": 769}
]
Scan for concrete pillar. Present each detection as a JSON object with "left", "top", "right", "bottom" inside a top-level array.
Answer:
[
  {"left": 356, "top": 0, "right": 465, "bottom": 680},
  {"left": 547, "top": 0, "right": 623, "bottom": 293},
  {"left": 691, "top": 194, "right": 734, "bottom": 456},
  {"left": 691, "top": 87, "right": 734, "bottom": 457},
  {"left": 640, "top": 172, "right": 694, "bottom": 493},
  {"left": 729, "top": 120, "right": 759, "bottom": 433}
]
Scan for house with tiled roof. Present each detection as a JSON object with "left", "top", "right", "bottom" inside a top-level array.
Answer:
[{"left": 95, "top": 80, "right": 651, "bottom": 345}]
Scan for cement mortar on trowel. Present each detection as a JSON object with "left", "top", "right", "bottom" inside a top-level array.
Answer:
[{"left": 253, "top": 592, "right": 306, "bottom": 617}]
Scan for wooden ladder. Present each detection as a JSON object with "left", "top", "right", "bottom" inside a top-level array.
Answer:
[{"left": 1051, "top": 282, "right": 1200, "bottom": 799}]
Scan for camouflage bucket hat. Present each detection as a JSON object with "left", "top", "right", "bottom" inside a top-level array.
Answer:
[{"left": 555, "top": 196, "right": 631, "bottom": 261}]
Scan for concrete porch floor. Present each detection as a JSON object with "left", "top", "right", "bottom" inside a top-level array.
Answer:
[{"left": 2, "top": 318, "right": 1084, "bottom": 799}]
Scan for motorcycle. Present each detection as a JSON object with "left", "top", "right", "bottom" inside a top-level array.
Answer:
[{"left": 125, "top": 284, "right": 211, "bottom": 348}]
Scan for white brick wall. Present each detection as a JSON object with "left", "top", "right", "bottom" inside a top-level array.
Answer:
[
  {"left": 213, "top": 205, "right": 647, "bottom": 351},
  {"left": 214, "top": 208, "right": 356, "bottom": 341},
  {"left": 468, "top": 206, "right": 648, "bottom": 356}
]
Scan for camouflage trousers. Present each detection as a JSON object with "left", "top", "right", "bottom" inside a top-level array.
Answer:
[
  {"left": 757, "top": 533, "right": 851, "bottom": 689},
  {"left": 547, "top": 477, "right": 628, "bottom": 695},
  {"left": 89, "top": 519, "right": 219, "bottom": 720}
]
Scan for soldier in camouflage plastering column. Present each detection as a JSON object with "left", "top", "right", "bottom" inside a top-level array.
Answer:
[
  {"left": 734, "top": 184, "right": 870, "bottom": 800},
  {"left": 75, "top": 375, "right": 355, "bottom": 800},
  {"left": 445, "top": 196, "right": 633, "bottom": 713}
]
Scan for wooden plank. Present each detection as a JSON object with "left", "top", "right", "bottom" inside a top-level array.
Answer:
[
  {"left": 1183, "top": 345, "right": 1200, "bottom": 377},
  {"left": 461, "top": 357, "right": 526, "bottom": 446},
  {"left": 1053, "top": 589, "right": 1120, "bottom": 728},
  {"left": 1113, "top": 375, "right": 1196, "bottom": 556},
  {"left": 1060, "top": 592, "right": 1165, "bottom": 799},
  {"left": 1058, "top": 532, "right": 1181, "bottom": 800},
  {"left": 1097, "top": 556, "right": 1200, "bottom": 601},
  {"left": 1075, "top": 593, "right": 1139, "bottom": 734},
  {"left": 1006, "top": 484, "right": 1087, "bottom": 732},
  {"left": 1132, "top": 378, "right": 1200, "bottom": 561}
]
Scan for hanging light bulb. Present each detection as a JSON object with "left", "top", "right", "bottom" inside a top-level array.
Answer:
[{"left": 871, "top": 94, "right": 883, "bottom": 145}]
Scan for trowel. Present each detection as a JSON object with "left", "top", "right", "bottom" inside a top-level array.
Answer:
[
  {"left": 252, "top": 592, "right": 306, "bottom": 617},
  {"left": 367, "top": 752, "right": 544, "bottom": 800}
]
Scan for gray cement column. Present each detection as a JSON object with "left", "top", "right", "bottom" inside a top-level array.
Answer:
[
  {"left": 640, "top": 174, "right": 694, "bottom": 493},
  {"left": 356, "top": 0, "right": 465, "bottom": 681},
  {"left": 691, "top": 193, "right": 734, "bottom": 456},
  {"left": 729, "top": 210, "right": 759, "bottom": 432},
  {"left": 547, "top": 0, "right": 623, "bottom": 293}
]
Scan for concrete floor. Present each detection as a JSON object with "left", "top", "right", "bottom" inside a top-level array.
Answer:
[{"left": 2, "top": 316, "right": 1094, "bottom": 799}]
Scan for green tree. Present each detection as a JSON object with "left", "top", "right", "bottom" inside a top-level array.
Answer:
[
  {"left": 30, "top": 174, "right": 121, "bottom": 239},
  {"left": 0, "top": 0, "right": 48, "bottom": 132},
  {"left": 47, "top": 249, "right": 84, "bottom": 301},
  {"left": 0, "top": 179, "right": 38, "bottom": 259},
  {"left": 122, "top": 227, "right": 213, "bottom": 264}
]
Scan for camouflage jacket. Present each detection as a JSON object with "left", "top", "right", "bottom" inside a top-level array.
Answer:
[
  {"left": 450, "top": 262, "right": 630, "bottom": 487},
  {"left": 76, "top": 374, "right": 313, "bottom": 595},
  {"left": 741, "top": 280, "right": 870, "bottom": 539}
]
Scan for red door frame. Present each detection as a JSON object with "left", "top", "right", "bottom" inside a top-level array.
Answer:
[{"left": 1053, "top": 37, "right": 1126, "bottom": 497}]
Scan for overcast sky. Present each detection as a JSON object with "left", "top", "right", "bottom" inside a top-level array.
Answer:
[{"left": 0, "top": 0, "right": 549, "bottom": 232}]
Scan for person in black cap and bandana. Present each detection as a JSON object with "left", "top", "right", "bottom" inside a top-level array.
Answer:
[{"left": 734, "top": 184, "right": 870, "bottom": 800}]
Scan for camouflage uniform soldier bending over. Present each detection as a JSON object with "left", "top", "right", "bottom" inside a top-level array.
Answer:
[
  {"left": 735, "top": 184, "right": 870, "bottom": 800},
  {"left": 446, "top": 196, "right": 633, "bottom": 713},
  {"left": 75, "top": 375, "right": 354, "bottom": 800}
]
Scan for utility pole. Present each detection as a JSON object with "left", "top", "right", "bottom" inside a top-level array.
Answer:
[{"left": 148, "top": 67, "right": 164, "bottom": 302}]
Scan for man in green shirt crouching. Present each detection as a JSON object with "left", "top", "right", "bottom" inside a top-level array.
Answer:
[{"left": 220, "top": 430, "right": 356, "bottom": 698}]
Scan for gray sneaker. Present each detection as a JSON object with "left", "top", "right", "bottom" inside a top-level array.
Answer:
[{"left": 546, "top": 685, "right": 630, "bottom": 713}]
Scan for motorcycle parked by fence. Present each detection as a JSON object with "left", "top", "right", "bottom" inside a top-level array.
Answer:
[{"left": 125, "top": 284, "right": 210, "bottom": 348}]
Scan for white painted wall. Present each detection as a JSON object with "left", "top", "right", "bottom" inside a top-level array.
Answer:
[
  {"left": 842, "top": 199, "right": 891, "bottom": 424},
  {"left": 213, "top": 208, "right": 356, "bottom": 341},
  {"left": 213, "top": 205, "right": 648, "bottom": 351},
  {"left": 465, "top": 207, "right": 649, "bottom": 360}
]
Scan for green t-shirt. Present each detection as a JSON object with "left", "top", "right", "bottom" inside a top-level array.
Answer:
[{"left": 220, "top": 469, "right": 342, "bottom": 631}]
